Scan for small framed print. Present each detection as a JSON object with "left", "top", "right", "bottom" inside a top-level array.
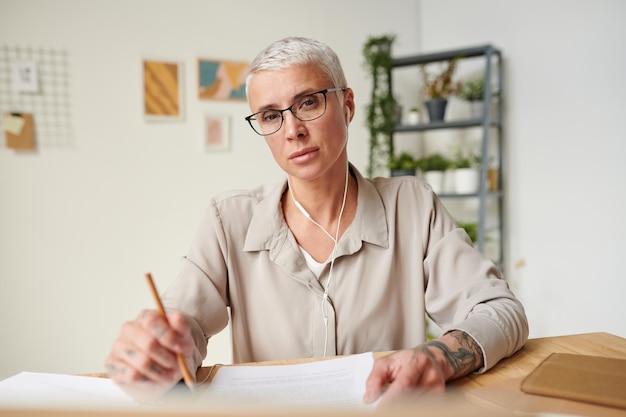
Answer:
[
  {"left": 198, "top": 59, "right": 248, "bottom": 101},
  {"left": 143, "top": 59, "right": 183, "bottom": 121},
  {"left": 204, "top": 115, "right": 230, "bottom": 151}
]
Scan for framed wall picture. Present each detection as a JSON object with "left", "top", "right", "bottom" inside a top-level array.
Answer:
[
  {"left": 204, "top": 115, "right": 230, "bottom": 151},
  {"left": 198, "top": 59, "right": 248, "bottom": 101},
  {"left": 143, "top": 60, "right": 183, "bottom": 120}
]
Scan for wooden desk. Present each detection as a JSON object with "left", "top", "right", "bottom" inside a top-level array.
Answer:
[
  {"left": 453, "top": 331, "right": 626, "bottom": 390},
  {"left": 195, "top": 332, "right": 626, "bottom": 416},
  {"left": 456, "top": 332, "right": 626, "bottom": 417},
  {"left": 2, "top": 332, "right": 625, "bottom": 417},
  {"left": 198, "top": 332, "right": 626, "bottom": 387}
]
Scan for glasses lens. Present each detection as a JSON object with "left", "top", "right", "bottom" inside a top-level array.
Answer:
[
  {"left": 250, "top": 110, "right": 282, "bottom": 135},
  {"left": 246, "top": 90, "right": 330, "bottom": 136},
  {"left": 292, "top": 92, "right": 326, "bottom": 121}
]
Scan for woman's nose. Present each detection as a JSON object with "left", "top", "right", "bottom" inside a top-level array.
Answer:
[{"left": 282, "top": 111, "right": 305, "bottom": 139}]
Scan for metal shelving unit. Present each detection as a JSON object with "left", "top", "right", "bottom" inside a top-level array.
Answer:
[{"left": 388, "top": 44, "right": 504, "bottom": 269}]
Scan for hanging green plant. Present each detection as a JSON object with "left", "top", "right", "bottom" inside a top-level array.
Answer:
[{"left": 362, "top": 34, "right": 397, "bottom": 177}]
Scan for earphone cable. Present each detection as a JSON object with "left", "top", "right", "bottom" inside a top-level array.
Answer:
[{"left": 288, "top": 164, "right": 350, "bottom": 357}]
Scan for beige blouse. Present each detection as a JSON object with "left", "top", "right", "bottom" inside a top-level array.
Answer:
[{"left": 162, "top": 165, "right": 528, "bottom": 372}]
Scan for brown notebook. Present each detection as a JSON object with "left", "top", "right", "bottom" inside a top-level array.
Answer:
[{"left": 521, "top": 353, "right": 626, "bottom": 409}]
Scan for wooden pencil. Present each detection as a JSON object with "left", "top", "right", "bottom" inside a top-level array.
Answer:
[{"left": 145, "top": 273, "right": 195, "bottom": 391}]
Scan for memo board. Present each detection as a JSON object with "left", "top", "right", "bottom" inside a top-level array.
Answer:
[{"left": 0, "top": 45, "right": 73, "bottom": 150}]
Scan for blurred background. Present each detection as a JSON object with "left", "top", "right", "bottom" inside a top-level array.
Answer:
[{"left": 1, "top": 0, "right": 624, "bottom": 379}]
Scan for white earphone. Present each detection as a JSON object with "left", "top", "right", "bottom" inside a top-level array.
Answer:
[
  {"left": 293, "top": 199, "right": 311, "bottom": 220},
  {"left": 287, "top": 165, "right": 350, "bottom": 356}
]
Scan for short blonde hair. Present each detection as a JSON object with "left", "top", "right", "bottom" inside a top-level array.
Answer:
[{"left": 246, "top": 37, "right": 348, "bottom": 96}]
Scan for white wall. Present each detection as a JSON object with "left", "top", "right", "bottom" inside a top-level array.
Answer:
[
  {"left": 420, "top": 0, "right": 626, "bottom": 338},
  {"left": 0, "top": 0, "right": 421, "bottom": 379},
  {"left": 1, "top": 0, "right": 625, "bottom": 381}
]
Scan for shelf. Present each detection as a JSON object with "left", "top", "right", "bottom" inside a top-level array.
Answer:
[
  {"left": 383, "top": 43, "right": 504, "bottom": 268},
  {"left": 394, "top": 118, "right": 500, "bottom": 133},
  {"left": 392, "top": 44, "right": 500, "bottom": 67}
]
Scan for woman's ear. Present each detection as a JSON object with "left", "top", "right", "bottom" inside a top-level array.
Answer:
[{"left": 343, "top": 88, "right": 355, "bottom": 124}]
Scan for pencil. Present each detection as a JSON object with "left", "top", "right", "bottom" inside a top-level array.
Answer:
[{"left": 145, "top": 273, "right": 195, "bottom": 391}]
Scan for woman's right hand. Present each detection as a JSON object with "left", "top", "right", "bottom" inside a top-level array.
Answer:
[{"left": 105, "top": 309, "right": 196, "bottom": 403}]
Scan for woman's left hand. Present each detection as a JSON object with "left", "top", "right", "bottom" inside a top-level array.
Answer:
[
  {"left": 363, "top": 330, "right": 483, "bottom": 407},
  {"left": 363, "top": 347, "right": 446, "bottom": 407}
]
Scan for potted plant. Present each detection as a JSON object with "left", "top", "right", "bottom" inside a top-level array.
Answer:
[
  {"left": 406, "top": 106, "right": 420, "bottom": 125},
  {"left": 458, "top": 78, "right": 485, "bottom": 118},
  {"left": 363, "top": 34, "right": 397, "bottom": 177},
  {"left": 417, "top": 153, "right": 452, "bottom": 172},
  {"left": 416, "top": 153, "right": 452, "bottom": 193},
  {"left": 451, "top": 149, "right": 480, "bottom": 194},
  {"left": 420, "top": 59, "right": 460, "bottom": 122},
  {"left": 388, "top": 151, "right": 417, "bottom": 177}
]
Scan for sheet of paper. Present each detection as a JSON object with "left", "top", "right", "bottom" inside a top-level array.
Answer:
[
  {"left": 0, "top": 354, "right": 376, "bottom": 411},
  {"left": 0, "top": 372, "right": 138, "bottom": 409},
  {"left": 199, "top": 352, "right": 376, "bottom": 410},
  {"left": 11, "top": 61, "right": 39, "bottom": 93}
]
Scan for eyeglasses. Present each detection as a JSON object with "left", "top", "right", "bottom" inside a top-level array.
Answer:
[{"left": 245, "top": 87, "right": 346, "bottom": 136}]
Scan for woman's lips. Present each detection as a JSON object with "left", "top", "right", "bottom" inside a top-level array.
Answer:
[{"left": 289, "top": 147, "right": 319, "bottom": 163}]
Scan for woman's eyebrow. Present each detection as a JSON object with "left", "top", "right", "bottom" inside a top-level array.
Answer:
[{"left": 255, "top": 88, "right": 319, "bottom": 112}]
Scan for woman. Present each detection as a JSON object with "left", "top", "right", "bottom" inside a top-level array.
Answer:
[{"left": 106, "top": 37, "right": 528, "bottom": 406}]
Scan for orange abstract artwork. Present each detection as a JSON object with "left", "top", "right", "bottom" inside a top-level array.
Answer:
[{"left": 143, "top": 60, "right": 181, "bottom": 118}]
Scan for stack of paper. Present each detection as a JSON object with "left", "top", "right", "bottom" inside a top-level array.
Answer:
[{"left": 0, "top": 352, "right": 376, "bottom": 411}]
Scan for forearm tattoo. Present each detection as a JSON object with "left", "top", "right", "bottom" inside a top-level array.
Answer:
[{"left": 420, "top": 331, "right": 484, "bottom": 379}]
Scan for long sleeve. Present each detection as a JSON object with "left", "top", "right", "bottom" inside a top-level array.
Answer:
[{"left": 158, "top": 166, "right": 528, "bottom": 369}]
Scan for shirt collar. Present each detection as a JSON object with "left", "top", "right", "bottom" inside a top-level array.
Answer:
[{"left": 243, "top": 164, "right": 389, "bottom": 255}]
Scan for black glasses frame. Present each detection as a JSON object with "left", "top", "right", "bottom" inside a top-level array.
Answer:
[{"left": 245, "top": 87, "right": 346, "bottom": 136}]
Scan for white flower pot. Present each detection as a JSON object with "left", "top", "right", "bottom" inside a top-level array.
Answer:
[
  {"left": 443, "top": 170, "right": 456, "bottom": 193},
  {"left": 407, "top": 110, "right": 420, "bottom": 125},
  {"left": 424, "top": 170, "right": 444, "bottom": 194},
  {"left": 469, "top": 101, "right": 484, "bottom": 119},
  {"left": 454, "top": 168, "right": 480, "bottom": 194}
]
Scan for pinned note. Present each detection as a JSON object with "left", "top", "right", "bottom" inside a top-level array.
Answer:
[
  {"left": 2, "top": 113, "right": 25, "bottom": 135},
  {"left": 2, "top": 112, "right": 35, "bottom": 150}
]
